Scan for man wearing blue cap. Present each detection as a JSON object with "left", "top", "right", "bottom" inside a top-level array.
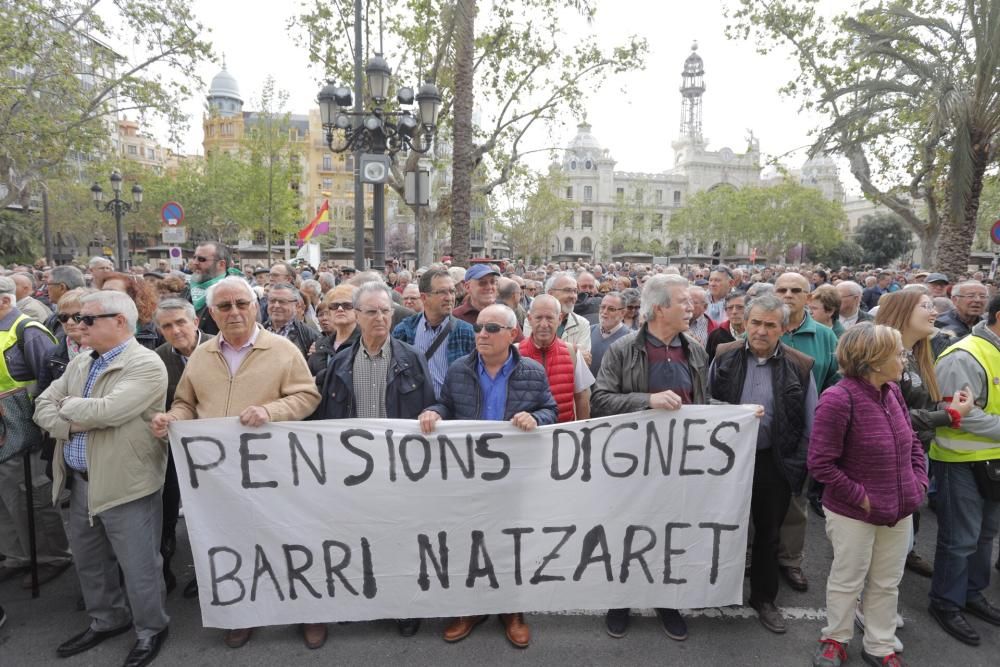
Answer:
[{"left": 452, "top": 264, "right": 500, "bottom": 326}]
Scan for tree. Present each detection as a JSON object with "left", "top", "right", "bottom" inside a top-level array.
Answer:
[
  {"left": 0, "top": 210, "right": 40, "bottom": 264},
  {"left": 854, "top": 213, "right": 915, "bottom": 267},
  {"left": 668, "top": 180, "right": 846, "bottom": 261},
  {"left": 603, "top": 187, "right": 660, "bottom": 257},
  {"left": 0, "top": 0, "right": 212, "bottom": 208},
  {"left": 449, "top": 0, "right": 477, "bottom": 266},
  {"left": 292, "top": 0, "right": 647, "bottom": 266},
  {"left": 727, "top": 0, "right": 1000, "bottom": 276},
  {"left": 494, "top": 167, "right": 573, "bottom": 263},
  {"left": 811, "top": 239, "right": 865, "bottom": 268}
]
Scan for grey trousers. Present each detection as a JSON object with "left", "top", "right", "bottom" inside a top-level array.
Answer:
[
  {"left": 67, "top": 473, "right": 168, "bottom": 639},
  {"left": 778, "top": 492, "right": 808, "bottom": 568},
  {"left": 0, "top": 448, "right": 71, "bottom": 568}
]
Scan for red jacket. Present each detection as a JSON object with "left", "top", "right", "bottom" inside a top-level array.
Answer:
[{"left": 519, "top": 336, "right": 575, "bottom": 422}]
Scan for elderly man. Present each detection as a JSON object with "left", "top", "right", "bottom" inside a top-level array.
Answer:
[
  {"left": 706, "top": 290, "right": 747, "bottom": 362},
  {"left": 418, "top": 304, "right": 556, "bottom": 648},
  {"left": 588, "top": 290, "right": 630, "bottom": 376},
  {"left": 189, "top": 241, "right": 235, "bottom": 335},
  {"left": 452, "top": 264, "right": 500, "bottom": 325},
  {"left": 265, "top": 283, "right": 319, "bottom": 358},
  {"left": 497, "top": 277, "right": 527, "bottom": 329},
  {"left": 0, "top": 277, "right": 70, "bottom": 588},
  {"left": 710, "top": 293, "right": 817, "bottom": 634},
  {"left": 574, "top": 271, "right": 603, "bottom": 322},
  {"left": 12, "top": 273, "right": 52, "bottom": 322},
  {"left": 687, "top": 285, "right": 718, "bottom": 347},
  {"left": 936, "top": 281, "right": 988, "bottom": 344},
  {"left": 707, "top": 266, "right": 736, "bottom": 322},
  {"left": 87, "top": 257, "right": 115, "bottom": 289},
  {"left": 927, "top": 294, "right": 1000, "bottom": 647},
  {"left": 927, "top": 272, "right": 951, "bottom": 298},
  {"left": 523, "top": 271, "right": 592, "bottom": 360},
  {"left": 392, "top": 268, "right": 476, "bottom": 399},
  {"left": 348, "top": 270, "right": 414, "bottom": 329},
  {"left": 401, "top": 283, "right": 423, "bottom": 313},
  {"left": 591, "top": 274, "right": 709, "bottom": 642},
  {"left": 518, "top": 294, "right": 593, "bottom": 422},
  {"left": 836, "top": 281, "right": 873, "bottom": 329},
  {"left": 150, "top": 276, "right": 321, "bottom": 650},
  {"left": 35, "top": 290, "right": 169, "bottom": 666},
  {"left": 153, "top": 299, "right": 212, "bottom": 597},
  {"left": 774, "top": 271, "right": 839, "bottom": 595},
  {"left": 862, "top": 271, "right": 892, "bottom": 311}
]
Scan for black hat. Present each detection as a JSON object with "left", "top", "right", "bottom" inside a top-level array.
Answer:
[{"left": 252, "top": 266, "right": 268, "bottom": 275}]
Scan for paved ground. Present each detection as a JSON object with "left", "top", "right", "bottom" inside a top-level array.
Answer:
[{"left": 1, "top": 500, "right": 998, "bottom": 666}]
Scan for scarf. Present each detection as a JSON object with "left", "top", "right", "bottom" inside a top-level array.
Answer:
[{"left": 190, "top": 268, "right": 243, "bottom": 311}]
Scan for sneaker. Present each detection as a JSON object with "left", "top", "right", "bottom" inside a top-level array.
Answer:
[
  {"left": 813, "top": 639, "right": 847, "bottom": 667},
  {"left": 654, "top": 608, "right": 688, "bottom": 641},
  {"left": 854, "top": 609, "right": 904, "bottom": 652},
  {"left": 862, "top": 650, "right": 906, "bottom": 666},
  {"left": 605, "top": 608, "right": 630, "bottom": 638}
]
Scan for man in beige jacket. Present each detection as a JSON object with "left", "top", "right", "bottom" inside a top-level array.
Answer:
[
  {"left": 150, "top": 276, "right": 322, "bottom": 650},
  {"left": 35, "top": 290, "right": 169, "bottom": 667}
]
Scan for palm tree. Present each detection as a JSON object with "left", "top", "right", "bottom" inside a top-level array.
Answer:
[{"left": 449, "top": 0, "right": 477, "bottom": 267}]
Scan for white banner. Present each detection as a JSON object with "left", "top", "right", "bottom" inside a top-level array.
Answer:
[{"left": 169, "top": 407, "right": 759, "bottom": 629}]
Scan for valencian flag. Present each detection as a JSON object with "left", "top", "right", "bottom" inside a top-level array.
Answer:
[{"left": 297, "top": 200, "right": 330, "bottom": 245}]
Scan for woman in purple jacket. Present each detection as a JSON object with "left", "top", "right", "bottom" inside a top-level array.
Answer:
[{"left": 808, "top": 323, "right": 928, "bottom": 667}]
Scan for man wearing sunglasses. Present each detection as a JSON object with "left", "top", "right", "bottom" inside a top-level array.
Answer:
[
  {"left": 35, "top": 290, "right": 169, "bottom": 667},
  {"left": 0, "top": 277, "right": 71, "bottom": 591},
  {"left": 150, "top": 276, "right": 321, "bottom": 651},
  {"left": 773, "top": 272, "right": 840, "bottom": 596},
  {"left": 189, "top": 242, "right": 236, "bottom": 336},
  {"left": 418, "top": 303, "right": 556, "bottom": 649}
]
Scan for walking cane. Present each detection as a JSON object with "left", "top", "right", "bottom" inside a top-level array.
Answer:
[{"left": 23, "top": 448, "right": 39, "bottom": 598}]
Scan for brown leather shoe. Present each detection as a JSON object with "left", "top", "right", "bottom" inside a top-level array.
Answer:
[
  {"left": 905, "top": 550, "right": 933, "bottom": 578},
  {"left": 302, "top": 623, "right": 327, "bottom": 649},
  {"left": 500, "top": 613, "right": 530, "bottom": 648},
  {"left": 780, "top": 566, "right": 808, "bottom": 592},
  {"left": 443, "top": 615, "right": 487, "bottom": 643},
  {"left": 223, "top": 627, "right": 253, "bottom": 649}
]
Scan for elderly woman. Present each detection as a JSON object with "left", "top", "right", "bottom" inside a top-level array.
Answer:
[
  {"left": 38, "top": 288, "right": 96, "bottom": 394},
  {"left": 808, "top": 323, "right": 931, "bottom": 667},
  {"left": 307, "top": 284, "right": 360, "bottom": 377},
  {"left": 621, "top": 287, "right": 641, "bottom": 330},
  {"left": 808, "top": 284, "right": 845, "bottom": 337}
]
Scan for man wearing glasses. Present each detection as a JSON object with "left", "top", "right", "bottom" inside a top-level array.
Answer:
[
  {"left": 588, "top": 290, "right": 630, "bottom": 376},
  {"left": 189, "top": 242, "right": 235, "bottom": 335},
  {"left": 452, "top": 264, "right": 500, "bottom": 326},
  {"left": 35, "top": 290, "right": 169, "bottom": 666},
  {"left": 150, "top": 276, "right": 321, "bottom": 651},
  {"left": 264, "top": 283, "right": 319, "bottom": 359},
  {"left": 392, "top": 268, "right": 475, "bottom": 399},
  {"left": 936, "top": 281, "right": 988, "bottom": 343},
  {"left": 418, "top": 303, "right": 557, "bottom": 649},
  {"left": 523, "top": 272, "right": 592, "bottom": 363}
]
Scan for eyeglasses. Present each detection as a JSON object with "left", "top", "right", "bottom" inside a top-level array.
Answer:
[
  {"left": 328, "top": 302, "right": 354, "bottom": 311},
  {"left": 775, "top": 287, "right": 805, "bottom": 294},
  {"left": 550, "top": 287, "right": 578, "bottom": 294},
  {"left": 73, "top": 313, "right": 119, "bottom": 326},
  {"left": 56, "top": 312, "right": 80, "bottom": 323},
  {"left": 627, "top": 305, "right": 640, "bottom": 310},
  {"left": 193, "top": 255, "right": 216, "bottom": 263},
  {"left": 359, "top": 307, "right": 392, "bottom": 318},
  {"left": 473, "top": 322, "right": 513, "bottom": 334},
  {"left": 725, "top": 304, "right": 746, "bottom": 311},
  {"left": 599, "top": 305, "right": 624, "bottom": 312},
  {"left": 917, "top": 302, "right": 936, "bottom": 311},
  {"left": 955, "top": 294, "right": 987, "bottom": 301},
  {"left": 268, "top": 297, "right": 297, "bottom": 305},
  {"left": 427, "top": 289, "right": 456, "bottom": 297},
  {"left": 214, "top": 300, "right": 253, "bottom": 312}
]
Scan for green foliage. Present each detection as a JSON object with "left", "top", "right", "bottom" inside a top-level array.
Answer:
[
  {"left": 726, "top": 0, "right": 1000, "bottom": 275},
  {"left": 602, "top": 186, "right": 662, "bottom": 257},
  {"left": 0, "top": 210, "right": 40, "bottom": 264},
  {"left": 0, "top": 0, "right": 213, "bottom": 207},
  {"left": 668, "top": 180, "right": 846, "bottom": 261},
  {"left": 494, "top": 167, "right": 574, "bottom": 262},
  {"left": 853, "top": 213, "right": 914, "bottom": 267},
  {"left": 811, "top": 239, "right": 865, "bottom": 268}
]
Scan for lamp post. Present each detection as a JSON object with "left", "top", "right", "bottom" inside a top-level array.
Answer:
[
  {"left": 90, "top": 170, "right": 142, "bottom": 271},
  {"left": 317, "top": 56, "right": 441, "bottom": 270}
]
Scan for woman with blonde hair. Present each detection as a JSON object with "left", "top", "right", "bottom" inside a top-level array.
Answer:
[
  {"left": 808, "top": 323, "right": 930, "bottom": 667},
  {"left": 307, "top": 284, "right": 360, "bottom": 376}
]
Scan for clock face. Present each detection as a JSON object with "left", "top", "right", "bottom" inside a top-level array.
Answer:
[
  {"left": 720, "top": 148, "right": 734, "bottom": 162},
  {"left": 363, "top": 161, "right": 387, "bottom": 183}
]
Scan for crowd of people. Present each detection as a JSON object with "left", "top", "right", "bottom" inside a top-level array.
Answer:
[{"left": 1, "top": 246, "right": 999, "bottom": 667}]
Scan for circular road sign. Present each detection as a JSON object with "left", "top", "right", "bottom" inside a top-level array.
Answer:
[
  {"left": 990, "top": 219, "right": 1000, "bottom": 245},
  {"left": 168, "top": 247, "right": 183, "bottom": 259},
  {"left": 161, "top": 201, "right": 184, "bottom": 226}
]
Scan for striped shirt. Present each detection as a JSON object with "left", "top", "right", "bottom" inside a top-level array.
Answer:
[
  {"left": 63, "top": 340, "right": 131, "bottom": 472},
  {"left": 413, "top": 315, "right": 449, "bottom": 398}
]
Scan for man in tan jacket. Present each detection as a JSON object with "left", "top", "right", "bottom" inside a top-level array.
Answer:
[
  {"left": 35, "top": 290, "right": 169, "bottom": 667},
  {"left": 150, "top": 276, "right": 321, "bottom": 650}
]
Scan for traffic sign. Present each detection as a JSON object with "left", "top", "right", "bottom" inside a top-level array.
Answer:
[
  {"left": 168, "top": 246, "right": 183, "bottom": 268},
  {"left": 991, "top": 220, "right": 1000, "bottom": 245},
  {"left": 161, "top": 201, "right": 184, "bottom": 226},
  {"left": 162, "top": 227, "right": 187, "bottom": 243}
]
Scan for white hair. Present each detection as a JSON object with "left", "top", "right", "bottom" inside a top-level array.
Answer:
[
  {"left": 353, "top": 280, "right": 394, "bottom": 309},
  {"left": 206, "top": 276, "right": 255, "bottom": 308},
  {"left": 81, "top": 290, "right": 138, "bottom": 331},
  {"left": 640, "top": 274, "right": 690, "bottom": 323},
  {"left": 88, "top": 256, "right": 113, "bottom": 269},
  {"left": 483, "top": 304, "right": 517, "bottom": 328},
  {"left": 545, "top": 271, "right": 576, "bottom": 293}
]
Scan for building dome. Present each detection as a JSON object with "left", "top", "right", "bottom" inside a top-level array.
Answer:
[
  {"left": 208, "top": 67, "right": 242, "bottom": 104},
  {"left": 683, "top": 42, "right": 704, "bottom": 76},
  {"left": 567, "top": 122, "right": 602, "bottom": 153}
]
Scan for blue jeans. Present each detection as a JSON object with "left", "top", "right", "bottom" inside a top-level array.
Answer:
[{"left": 928, "top": 460, "right": 1000, "bottom": 611}]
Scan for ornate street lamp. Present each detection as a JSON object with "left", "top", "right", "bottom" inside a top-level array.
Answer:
[{"left": 91, "top": 170, "right": 142, "bottom": 270}]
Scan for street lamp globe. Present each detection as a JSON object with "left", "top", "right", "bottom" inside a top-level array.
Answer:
[
  {"left": 317, "top": 82, "right": 340, "bottom": 126},
  {"left": 365, "top": 53, "right": 392, "bottom": 103},
  {"left": 416, "top": 81, "right": 442, "bottom": 128},
  {"left": 131, "top": 183, "right": 143, "bottom": 206},
  {"left": 109, "top": 170, "right": 123, "bottom": 194},
  {"left": 90, "top": 182, "right": 104, "bottom": 204}
]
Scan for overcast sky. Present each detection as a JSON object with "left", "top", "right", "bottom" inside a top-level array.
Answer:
[{"left": 163, "top": 0, "right": 857, "bottom": 194}]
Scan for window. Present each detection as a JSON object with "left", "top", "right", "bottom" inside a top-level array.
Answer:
[
  {"left": 581, "top": 237, "right": 592, "bottom": 253},
  {"left": 613, "top": 214, "right": 620, "bottom": 227},
  {"left": 582, "top": 211, "right": 593, "bottom": 229},
  {"left": 322, "top": 179, "right": 332, "bottom": 192},
  {"left": 570, "top": 160, "right": 577, "bottom": 170},
  {"left": 345, "top": 155, "right": 354, "bottom": 171},
  {"left": 566, "top": 186, "right": 573, "bottom": 200},
  {"left": 566, "top": 211, "right": 574, "bottom": 228},
  {"left": 146, "top": 148, "right": 156, "bottom": 159},
  {"left": 127, "top": 145, "right": 137, "bottom": 155},
  {"left": 634, "top": 189, "right": 643, "bottom": 204},
  {"left": 585, "top": 159, "right": 592, "bottom": 170},
  {"left": 656, "top": 189, "right": 663, "bottom": 203},
  {"left": 616, "top": 187, "right": 624, "bottom": 201},
  {"left": 564, "top": 237, "right": 574, "bottom": 251},
  {"left": 322, "top": 155, "right": 332, "bottom": 170},
  {"left": 673, "top": 190, "right": 682, "bottom": 206},
  {"left": 652, "top": 213, "right": 664, "bottom": 231},
  {"left": 584, "top": 185, "right": 593, "bottom": 202}
]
